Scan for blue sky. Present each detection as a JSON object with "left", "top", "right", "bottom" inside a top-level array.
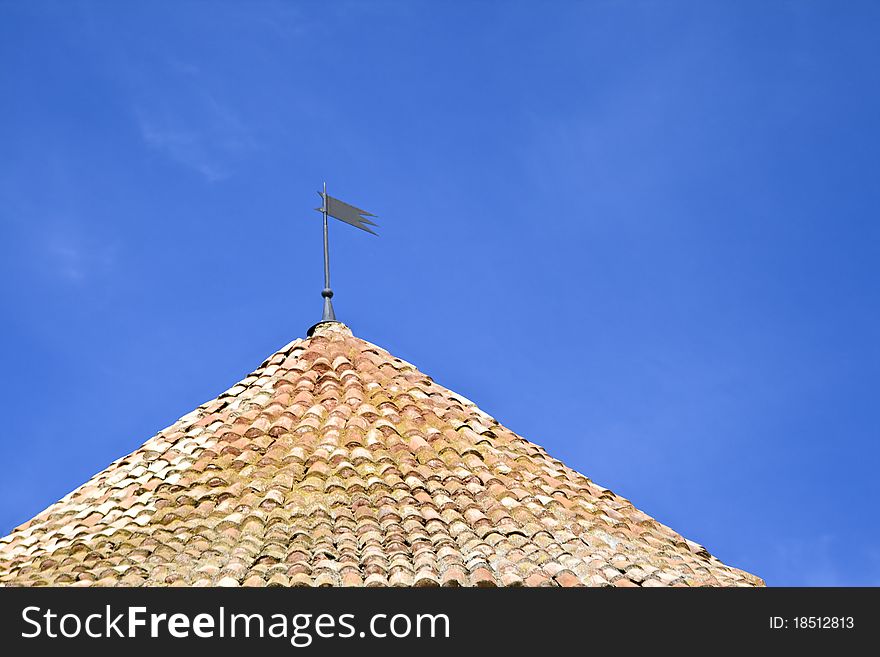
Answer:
[{"left": 1, "top": 1, "right": 878, "bottom": 586}]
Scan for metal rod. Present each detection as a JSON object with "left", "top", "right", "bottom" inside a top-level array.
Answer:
[
  {"left": 322, "top": 182, "right": 330, "bottom": 290},
  {"left": 320, "top": 181, "right": 336, "bottom": 322}
]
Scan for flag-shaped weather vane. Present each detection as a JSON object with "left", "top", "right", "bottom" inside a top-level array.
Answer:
[{"left": 313, "top": 182, "right": 378, "bottom": 327}]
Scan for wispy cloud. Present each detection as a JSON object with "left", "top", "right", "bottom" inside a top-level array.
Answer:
[
  {"left": 135, "top": 90, "right": 258, "bottom": 182},
  {"left": 137, "top": 117, "right": 228, "bottom": 182},
  {"left": 47, "top": 242, "right": 86, "bottom": 282},
  {"left": 45, "top": 232, "right": 118, "bottom": 284},
  {"left": 80, "top": 5, "right": 274, "bottom": 182},
  {"left": 770, "top": 534, "right": 878, "bottom": 586}
]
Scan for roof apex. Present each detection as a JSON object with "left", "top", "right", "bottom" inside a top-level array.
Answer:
[{"left": 306, "top": 320, "right": 352, "bottom": 338}]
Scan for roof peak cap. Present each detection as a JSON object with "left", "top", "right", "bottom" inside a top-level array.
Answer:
[{"left": 306, "top": 320, "right": 352, "bottom": 337}]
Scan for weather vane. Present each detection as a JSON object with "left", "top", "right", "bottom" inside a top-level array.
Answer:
[{"left": 313, "top": 182, "right": 378, "bottom": 327}]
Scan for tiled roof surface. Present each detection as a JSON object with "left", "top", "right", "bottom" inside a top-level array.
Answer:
[{"left": 0, "top": 322, "right": 763, "bottom": 587}]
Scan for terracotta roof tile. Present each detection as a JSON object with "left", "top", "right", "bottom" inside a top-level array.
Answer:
[{"left": 0, "top": 322, "right": 763, "bottom": 587}]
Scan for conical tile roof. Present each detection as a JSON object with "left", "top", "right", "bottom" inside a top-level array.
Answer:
[{"left": 0, "top": 322, "right": 762, "bottom": 587}]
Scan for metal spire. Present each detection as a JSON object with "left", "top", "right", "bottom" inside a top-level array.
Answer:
[
  {"left": 320, "top": 181, "right": 336, "bottom": 322},
  {"left": 311, "top": 183, "right": 378, "bottom": 330}
]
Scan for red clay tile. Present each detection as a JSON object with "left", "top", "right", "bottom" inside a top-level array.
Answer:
[
  {"left": 524, "top": 572, "right": 552, "bottom": 587},
  {"left": 469, "top": 567, "right": 497, "bottom": 587},
  {"left": 554, "top": 570, "right": 583, "bottom": 587},
  {"left": 440, "top": 566, "right": 467, "bottom": 587}
]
